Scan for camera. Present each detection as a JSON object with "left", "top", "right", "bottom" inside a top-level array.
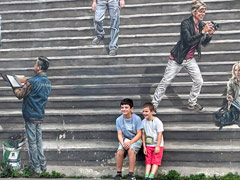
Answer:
[{"left": 211, "top": 21, "right": 219, "bottom": 30}]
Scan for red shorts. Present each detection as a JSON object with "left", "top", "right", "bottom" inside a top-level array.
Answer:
[{"left": 145, "top": 146, "right": 163, "bottom": 165}]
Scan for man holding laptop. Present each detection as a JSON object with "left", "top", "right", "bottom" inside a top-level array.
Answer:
[{"left": 8, "top": 56, "right": 51, "bottom": 175}]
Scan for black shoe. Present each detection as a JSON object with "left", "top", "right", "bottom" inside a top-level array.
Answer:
[
  {"left": 187, "top": 103, "right": 204, "bottom": 111},
  {"left": 109, "top": 49, "right": 117, "bottom": 56},
  {"left": 127, "top": 174, "right": 136, "bottom": 180},
  {"left": 114, "top": 174, "right": 122, "bottom": 180},
  {"left": 92, "top": 36, "right": 103, "bottom": 45}
]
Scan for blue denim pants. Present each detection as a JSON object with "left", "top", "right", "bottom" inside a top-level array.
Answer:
[
  {"left": 25, "top": 121, "right": 46, "bottom": 173},
  {"left": 94, "top": 0, "right": 120, "bottom": 50}
]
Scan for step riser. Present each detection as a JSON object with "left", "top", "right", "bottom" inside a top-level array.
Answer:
[
  {"left": 3, "top": 12, "right": 239, "bottom": 30},
  {"left": 0, "top": 1, "right": 91, "bottom": 11},
  {"left": 0, "top": 54, "right": 238, "bottom": 68},
  {"left": 2, "top": 2, "right": 239, "bottom": 20},
  {"left": 1, "top": 149, "right": 238, "bottom": 165},
  {"left": 0, "top": 44, "right": 239, "bottom": 58},
  {"left": 0, "top": 74, "right": 230, "bottom": 86},
  {"left": 0, "top": 85, "right": 227, "bottom": 96},
  {"left": 2, "top": 129, "right": 239, "bottom": 141},
  {"left": 0, "top": 113, "right": 217, "bottom": 124},
  {"left": 4, "top": 22, "right": 239, "bottom": 39},
  {"left": 3, "top": 33, "right": 239, "bottom": 49},
  {"left": 0, "top": 64, "right": 234, "bottom": 76},
  {"left": 0, "top": 97, "right": 225, "bottom": 109}
]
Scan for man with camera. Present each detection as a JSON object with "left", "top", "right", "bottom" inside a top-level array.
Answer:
[{"left": 152, "top": 0, "right": 216, "bottom": 112}]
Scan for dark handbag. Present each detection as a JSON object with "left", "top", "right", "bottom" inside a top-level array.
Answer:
[{"left": 215, "top": 104, "right": 239, "bottom": 130}]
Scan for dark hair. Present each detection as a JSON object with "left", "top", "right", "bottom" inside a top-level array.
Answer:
[
  {"left": 143, "top": 102, "right": 154, "bottom": 111},
  {"left": 37, "top": 56, "right": 49, "bottom": 72},
  {"left": 120, "top": 98, "right": 133, "bottom": 108}
]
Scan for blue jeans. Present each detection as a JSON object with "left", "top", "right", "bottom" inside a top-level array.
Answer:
[
  {"left": 25, "top": 121, "right": 46, "bottom": 173},
  {"left": 94, "top": 0, "right": 120, "bottom": 50}
]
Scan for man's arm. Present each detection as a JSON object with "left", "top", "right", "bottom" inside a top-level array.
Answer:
[{"left": 13, "top": 81, "right": 32, "bottom": 100}]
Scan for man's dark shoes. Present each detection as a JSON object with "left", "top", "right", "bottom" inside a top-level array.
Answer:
[
  {"left": 114, "top": 174, "right": 122, "bottom": 180},
  {"left": 92, "top": 36, "right": 103, "bottom": 45},
  {"left": 109, "top": 49, "right": 117, "bottom": 56}
]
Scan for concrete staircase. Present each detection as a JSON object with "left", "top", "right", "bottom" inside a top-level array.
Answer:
[{"left": 0, "top": 0, "right": 240, "bottom": 177}]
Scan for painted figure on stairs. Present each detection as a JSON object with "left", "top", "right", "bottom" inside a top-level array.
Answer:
[
  {"left": 152, "top": 0, "right": 216, "bottom": 112},
  {"left": 13, "top": 56, "right": 51, "bottom": 175},
  {"left": 91, "top": 0, "right": 125, "bottom": 56}
]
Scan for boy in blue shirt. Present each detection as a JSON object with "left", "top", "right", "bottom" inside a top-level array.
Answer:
[{"left": 115, "top": 98, "right": 143, "bottom": 180}]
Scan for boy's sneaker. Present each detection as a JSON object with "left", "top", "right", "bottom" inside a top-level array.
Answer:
[
  {"left": 114, "top": 174, "right": 122, "bottom": 180},
  {"left": 127, "top": 174, "right": 136, "bottom": 180},
  {"left": 187, "top": 103, "right": 204, "bottom": 111},
  {"left": 92, "top": 36, "right": 103, "bottom": 45}
]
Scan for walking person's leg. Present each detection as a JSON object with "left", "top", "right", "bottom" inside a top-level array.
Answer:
[
  {"left": 25, "top": 121, "right": 41, "bottom": 174},
  {"left": 108, "top": 0, "right": 120, "bottom": 55},
  {"left": 152, "top": 60, "right": 182, "bottom": 111},
  {"left": 36, "top": 123, "right": 46, "bottom": 172},
  {"left": 184, "top": 58, "right": 204, "bottom": 110},
  {"left": 92, "top": 0, "right": 108, "bottom": 45}
]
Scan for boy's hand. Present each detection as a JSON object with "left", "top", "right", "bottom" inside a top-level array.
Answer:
[
  {"left": 154, "top": 147, "right": 160, "bottom": 154},
  {"left": 123, "top": 141, "right": 131, "bottom": 150},
  {"left": 92, "top": 2, "right": 97, "bottom": 11},
  {"left": 120, "top": 0, "right": 125, "bottom": 8},
  {"left": 143, "top": 146, "right": 147, "bottom": 155}
]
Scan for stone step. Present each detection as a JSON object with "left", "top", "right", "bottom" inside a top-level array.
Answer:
[
  {"left": 1, "top": 121, "right": 239, "bottom": 141},
  {"left": 0, "top": 40, "right": 239, "bottom": 58},
  {"left": 23, "top": 162, "right": 240, "bottom": 177},
  {"left": 3, "top": 20, "right": 239, "bottom": 39},
  {"left": 2, "top": 10, "right": 240, "bottom": 30},
  {"left": 2, "top": 31, "right": 240, "bottom": 49},
  {"left": 0, "top": 72, "right": 230, "bottom": 86},
  {"left": 0, "top": 93, "right": 226, "bottom": 110},
  {"left": 0, "top": 0, "right": 91, "bottom": 11},
  {"left": 1, "top": 1, "right": 237, "bottom": 20},
  {"left": 0, "top": 52, "right": 238, "bottom": 68},
  {"left": 0, "top": 81, "right": 229, "bottom": 97},
  {"left": 1, "top": 139, "right": 240, "bottom": 168},
  {"left": 0, "top": 62, "right": 234, "bottom": 77},
  {"left": 0, "top": 106, "right": 223, "bottom": 125}
]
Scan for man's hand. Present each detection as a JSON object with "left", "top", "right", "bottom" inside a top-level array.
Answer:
[
  {"left": 120, "top": 0, "right": 125, "bottom": 8},
  {"left": 92, "top": 1, "right": 97, "bottom": 11},
  {"left": 227, "top": 95, "right": 234, "bottom": 102}
]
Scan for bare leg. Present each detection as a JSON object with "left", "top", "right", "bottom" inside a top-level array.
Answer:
[
  {"left": 116, "top": 150, "right": 124, "bottom": 171},
  {"left": 128, "top": 148, "right": 136, "bottom": 172}
]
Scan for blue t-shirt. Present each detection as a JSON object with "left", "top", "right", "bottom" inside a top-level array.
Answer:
[{"left": 116, "top": 114, "right": 143, "bottom": 139}]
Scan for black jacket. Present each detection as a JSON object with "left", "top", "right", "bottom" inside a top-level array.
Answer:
[{"left": 170, "top": 15, "right": 212, "bottom": 64}]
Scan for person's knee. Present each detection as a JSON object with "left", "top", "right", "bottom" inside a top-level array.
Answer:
[
  {"left": 117, "top": 149, "right": 125, "bottom": 157},
  {"left": 128, "top": 148, "right": 136, "bottom": 156}
]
